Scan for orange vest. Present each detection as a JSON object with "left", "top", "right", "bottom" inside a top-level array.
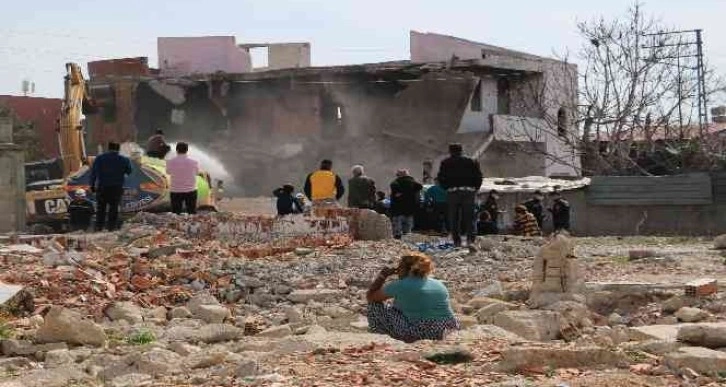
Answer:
[{"left": 309, "top": 170, "right": 337, "bottom": 200}]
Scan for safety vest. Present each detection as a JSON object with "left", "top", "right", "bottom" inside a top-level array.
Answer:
[{"left": 309, "top": 170, "right": 337, "bottom": 200}]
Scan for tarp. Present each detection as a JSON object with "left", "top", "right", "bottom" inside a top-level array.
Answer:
[{"left": 479, "top": 176, "right": 591, "bottom": 194}]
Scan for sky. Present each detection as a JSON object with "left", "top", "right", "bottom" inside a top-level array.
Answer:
[{"left": 2, "top": 0, "right": 726, "bottom": 98}]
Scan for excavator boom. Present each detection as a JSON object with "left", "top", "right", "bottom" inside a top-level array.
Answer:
[{"left": 58, "top": 63, "right": 88, "bottom": 177}]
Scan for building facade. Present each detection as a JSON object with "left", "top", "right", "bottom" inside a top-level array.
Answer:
[{"left": 83, "top": 32, "right": 580, "bottom": 195}]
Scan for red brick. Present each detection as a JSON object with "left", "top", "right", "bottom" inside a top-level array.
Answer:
[
  {"left": 685, "top": 278, "right": 718, "bottom": 297},
  {"left": 87, "top": 58, "right": 150, "bottom": 78}
]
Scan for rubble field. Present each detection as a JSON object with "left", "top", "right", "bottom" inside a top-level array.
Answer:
[{"left": 0, "top": 211, "right": 726, "bottom": 386}]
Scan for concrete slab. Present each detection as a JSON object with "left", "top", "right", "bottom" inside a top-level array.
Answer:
[
  {"left": 585, "top": 281, "right": 681, "bottom": 294},
  {"left": 0, "top": 282, "right": 24, "bottom": 305},
  {"left": 629, "top": 322, "right": 726, "bottom": 342},
  {"left": 629, "top": 325, "right": 683, "bottom": 342},
  {"left": 664, "top": 346, "right": 726, "bottom": 375}
]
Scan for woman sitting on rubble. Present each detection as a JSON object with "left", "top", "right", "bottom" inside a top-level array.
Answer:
[{"left": 366, "top": 252, "right": 459, "bottom": 342}]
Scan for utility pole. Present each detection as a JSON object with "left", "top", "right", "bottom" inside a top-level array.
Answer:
[
  {"left": 696, "top": 30, "right": 708, "bottom": 134},
  {"left": 641, "top": 29, "right": 708, "bottom": 133}
]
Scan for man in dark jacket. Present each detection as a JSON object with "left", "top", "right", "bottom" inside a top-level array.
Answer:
[
  {"left": 437, "top": 143, "right": 483, "bottom": 247},
  {"left": 549, "top": 188, "right": 571, "bottom": 232},
  {"left": 146, "top": 129, "right": 171, "bottom": 160},
  {"left": 347, "top": 165, "right": 376, "bottom": 209},
  {"left": 373, "top": 191, "right": 389, "bottom": 216},
  {"left": 273, "top": 184, "right": 303, "bottom": 216},
  {"left": 89, "top": 142, "right": 132, "bottom": 231},
  {"left": 146, "top": 129, "right": 170, "bottom": 159},
  {"left": 389, "top": 169, "right": 423, "bottom": 239},
  {"left": 524, "top": 190, "right": 545, "bottom": 230}
]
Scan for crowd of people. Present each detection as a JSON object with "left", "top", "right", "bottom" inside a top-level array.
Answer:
[
  {"left": 68, "top": 131, "right": 202, "bottom": 232},
  {"left": 273, "top": 143, "right": 572, "bottom": 247}
]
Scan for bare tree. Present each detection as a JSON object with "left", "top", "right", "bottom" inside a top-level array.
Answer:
[{"left": 507, "top": 3, "right": 725, "bottom": 176}]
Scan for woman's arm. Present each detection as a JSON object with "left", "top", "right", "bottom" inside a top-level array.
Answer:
[{"left": 366, "top": 267, "right": 397, "bottom": 303}]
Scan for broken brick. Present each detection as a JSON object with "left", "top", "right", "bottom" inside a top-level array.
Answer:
[{"left": 684, "top": 279, "right": 717, "bottom": 297}]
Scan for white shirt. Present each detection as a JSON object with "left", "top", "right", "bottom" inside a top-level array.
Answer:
[{"left": 166, "top": 154, "right": 199, "bottom": 193}]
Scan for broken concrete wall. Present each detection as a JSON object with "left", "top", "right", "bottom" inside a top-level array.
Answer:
[
  {"left": 158, "top": 37, "right": 252, "bottom": 76},
  {"left": 410, "top": 31, "right": 580, "bottom": 177},
  {"left": 86, "top": 79, "right": 140, "bottom": 149},
  {"left": 457, "top": 76, "right": 497, "bottom": 134},
  {"left": 268, "top": 43, "right": 311, "bottom": 70},
  {"left": 0, "top": 117, "right": 26, "bottom": 232},
  {"left": 410, "top": 30, "right": 544, "bottom": 72},
  {"left": 479, "top": 141, "right": 546, "bottom": 178}
]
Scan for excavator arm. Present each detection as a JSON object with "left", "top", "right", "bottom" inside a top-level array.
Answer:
[{"left": 58, "top": 63, "right": 91, "bottom": 177}]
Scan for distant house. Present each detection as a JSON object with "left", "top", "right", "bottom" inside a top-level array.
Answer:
[{"left": 0, "top": 95, "right": 62, "bottom": 159}]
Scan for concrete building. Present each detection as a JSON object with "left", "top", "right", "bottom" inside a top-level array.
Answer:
[
  {"left": 410, "top": 31, "right": 579, "bottom": 177},
  {"left": 82, "top": 31, "right": 579, "bottom": 195}
]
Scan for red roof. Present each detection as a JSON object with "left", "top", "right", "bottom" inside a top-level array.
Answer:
[
  {"left": 592, "top": 122, "right": 726, "bottom": 142},
  {"left": 0, "top": 95, "right": 62, "bottom": 158}
]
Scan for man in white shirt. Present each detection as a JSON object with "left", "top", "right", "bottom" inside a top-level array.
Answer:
[{"left": 166, "top": 142, "right": 200, "bottom": 214}]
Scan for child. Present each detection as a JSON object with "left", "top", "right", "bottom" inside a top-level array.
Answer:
[
  {"left": 477, "top": 209, "right": 498, "bottom": 235},
  {"left": 68, "top": 189, "right": 95, "bottom": 232},
  {"left": 273, "top": 184, "right": 302, "bottom": 216},
  {"left": 373, "top": 191, "right": 390, "bottom": 216}
]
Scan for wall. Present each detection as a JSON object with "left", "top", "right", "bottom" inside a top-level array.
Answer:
[
  {"left": 86, "top": 80, "right": 139, "bottom": 148},
  {"left": 88, "top": 57, "right": 151, "bottom": 78},
  {"left": 0, "top": 95, "right": 62, "bottom": 159},
  {"left": 457, "top": 77, "right": 497, "bottom": 134},
  {"left": 0, "top": 118, "right": 26, "bottom": 232},
  {"left": 541, "top": 61, "right": 580, "bottom": 177},
  {"left": 410, "top": 31, "right": 544, "bottom": 72},
  {"left": 485, "top": 173, "right": 726, "bottom": 236},
  {"left": 486, "top": 187, "right": 726, "bottom": 237},
  {"left": 479, "top": 141, "right": 546, "bottom": 178},
  {"left": 573, "top": 173, "right": 721, "bottom": 235},
  {"left": 158, "top": 37, "right": 252, "bottom": 76},
  {"left": 268, "top": 43, "right": 311, "bottom": 70},
  {"left": 567, "top": 174, "right": 726, "bottom": 236}
]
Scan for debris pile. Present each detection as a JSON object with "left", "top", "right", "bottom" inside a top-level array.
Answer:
[{"left": 0, "top": 217, "right": 724, "bottom": 386}]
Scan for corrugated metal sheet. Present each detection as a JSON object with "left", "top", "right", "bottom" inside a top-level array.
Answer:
[
  {"left": 587, "top": 173, "right": 713, "bottom": 205},
  {"left": 479, "top": 176, "right": 591, "bottom": 194}
]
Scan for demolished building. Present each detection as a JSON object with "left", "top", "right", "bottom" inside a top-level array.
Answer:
[{"left": 83, "top": 31, "right": 580, "bottom": 195}]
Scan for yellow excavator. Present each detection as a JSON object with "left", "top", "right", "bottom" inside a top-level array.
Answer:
[{"left": 25, "top": 63, "right": 217, "bottom": 231}]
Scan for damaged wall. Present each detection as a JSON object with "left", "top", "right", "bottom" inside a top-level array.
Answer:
[{"left": 158, "top": 37, "right": 252, "bottom": 76}]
